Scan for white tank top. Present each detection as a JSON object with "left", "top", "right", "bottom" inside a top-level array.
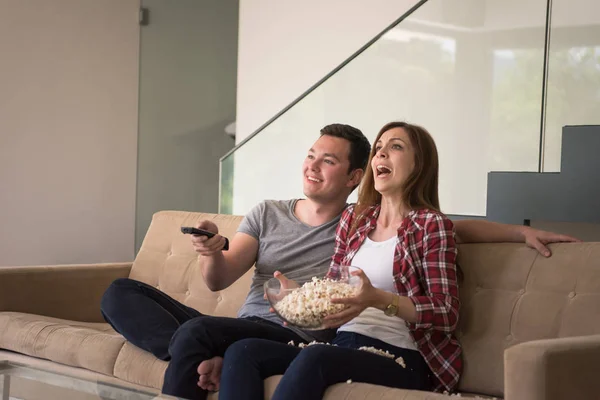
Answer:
[{"left": 337, "top": 235, "right": 417, "bottom": 351}]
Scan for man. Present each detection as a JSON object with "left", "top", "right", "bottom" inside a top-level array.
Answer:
[{"left": 101, "top": 123, "right": 577, "bottom": 400}]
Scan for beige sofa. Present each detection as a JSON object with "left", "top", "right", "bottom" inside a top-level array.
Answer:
[{"left": 1, "top": 210, "right": 600, "bottom": 400}]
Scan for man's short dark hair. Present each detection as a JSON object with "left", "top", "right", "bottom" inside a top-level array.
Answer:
[{"left": 320, "top": 124, "right": 371, "bottom": 173}]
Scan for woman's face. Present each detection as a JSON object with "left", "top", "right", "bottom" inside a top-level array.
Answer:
[{"left": 371, "top": 127, "right": 415, "bottom": 196}]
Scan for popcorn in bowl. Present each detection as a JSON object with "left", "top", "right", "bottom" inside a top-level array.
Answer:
[{"left": 265, "top": 269, "right": 360, "bottom": 330}]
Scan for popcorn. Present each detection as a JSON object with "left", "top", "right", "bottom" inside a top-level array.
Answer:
[
  {"left": 395, "top": 356, "right": 406, "bottom": 368},
  {"left": 357, "top": 346, "right": 407, "bottom": 368},
  {"left": 288, "top": 340, "right": 409, "bottom": 370},
  {"left": 274, "top": 277, "right": 357, "bottom": 328},
  {"left": 288, "top": 340, "right": 335, "bottom": 349},
  {"left": 442, "top": 392, "right": 494, "bottom": 399},
  {"left": 357, "top": 346, "right": 395, "bottom": 359}
]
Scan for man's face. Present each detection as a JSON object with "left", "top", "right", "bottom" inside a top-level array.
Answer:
[{"left": 302, "top": 135, "right": 356, "bottom": 203}]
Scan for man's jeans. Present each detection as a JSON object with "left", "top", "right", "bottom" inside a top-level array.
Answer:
[{"left": 100, "top": 278, "right": 305, "bottom": 400}]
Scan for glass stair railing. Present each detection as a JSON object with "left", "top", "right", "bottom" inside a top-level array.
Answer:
[{"left": 220, "top": 0, "right": 593, "bottom": 217}]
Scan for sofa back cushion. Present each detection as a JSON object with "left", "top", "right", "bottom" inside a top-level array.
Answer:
[
  {"left": 456, "top": 242, "right": 600, "bottom": 397},
  {"left": 130, "top": 211, "right": 252, "bottom": 318}
]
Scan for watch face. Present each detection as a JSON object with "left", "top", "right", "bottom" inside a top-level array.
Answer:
[{"left": 385, "top": 305, "right": 397, "bottom": 316}]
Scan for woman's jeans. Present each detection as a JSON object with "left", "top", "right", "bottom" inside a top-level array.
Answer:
[{"left": 219, "top": 331, "right": 433, "bottom": 400}]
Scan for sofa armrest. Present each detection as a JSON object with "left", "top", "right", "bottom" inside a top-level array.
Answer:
[
  {"left": 504, "top": 334, "right": 600, "bottom": 400},
  {"left": 0, "top": 263, "right": 132, "bottom": 323}
]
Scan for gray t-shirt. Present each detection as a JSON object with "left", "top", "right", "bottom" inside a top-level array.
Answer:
[{"left": 236, "top": 199, "right": 341, "bottom": 341}]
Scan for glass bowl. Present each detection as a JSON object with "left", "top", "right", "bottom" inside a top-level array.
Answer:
[{"left": 264, "top": 266, "right": 361, "bottom": 330}]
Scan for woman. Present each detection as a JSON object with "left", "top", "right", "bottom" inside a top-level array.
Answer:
[{"left": 218, "top": 121, "right": 462, "bottom": 399}]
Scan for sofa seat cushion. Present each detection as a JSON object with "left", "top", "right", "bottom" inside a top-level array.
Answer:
[
  {"left": 0, "top": 312, "right": 124, "bottom": 375},
  {"left": 113, "top": 341, "right": 167, "bottom": 389}
]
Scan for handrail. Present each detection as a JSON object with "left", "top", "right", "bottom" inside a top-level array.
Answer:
[
  {"left": 220, "top": 0, "right": 430, "bottom": 162},
  {"left": 538, "top": 0, "right": 553, "bottom": 173}
]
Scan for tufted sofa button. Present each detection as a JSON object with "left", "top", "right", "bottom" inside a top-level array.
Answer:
[
  {"left": 505, "top": 334, "right": 513, "bottom": 341},
  {"left": 217, "top": 295, "right": 222, "bottom": 302},
  {"left": 186, "top": 290, "right": 190, "bottom": 296},
  {"left": 568, "top": 292, "right": 576, "bottom": 299},
  {"left": 518, "top": 289, "right": 525, "bottom": 295},
  {"left": 156, "top": 285, "right": 160, "bottom": 290}
]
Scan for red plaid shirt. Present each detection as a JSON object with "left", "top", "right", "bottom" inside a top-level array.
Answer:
[{"left": 326, "top": 204, "right": 462, "bottom": 393}]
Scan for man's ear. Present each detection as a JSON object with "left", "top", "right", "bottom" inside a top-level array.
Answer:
[{"left": 347, "top": 169, "right": 364, "bottom": 188}]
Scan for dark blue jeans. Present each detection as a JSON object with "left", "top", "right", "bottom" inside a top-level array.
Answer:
[
  {"left": 219, "top": 332, "right": 433, "bottom": 400},
  {"left": 101, "top": 278, "right": 203, "bottom": 360},
  {"left": 100, "top": 278, "right": 307, "bottom": 400}
]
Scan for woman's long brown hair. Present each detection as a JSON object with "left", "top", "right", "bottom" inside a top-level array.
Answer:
[
  {"left": 354, "top": 121, "right": 441, "bottom": 220},
  {"left": 353, "top": 121, "right": 462, "bottom": 281}
]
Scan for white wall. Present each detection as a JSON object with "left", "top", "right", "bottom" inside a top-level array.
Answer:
[
  {"left": 0, "top": 0, "right": 140, "bottom": 266},
  {"left": 236, "top": 0, "right": 421, "bottom": 143}
]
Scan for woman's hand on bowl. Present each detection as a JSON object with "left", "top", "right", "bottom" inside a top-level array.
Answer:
[{"left": 322, "top": 268, "right": 376, "bottom": 328}]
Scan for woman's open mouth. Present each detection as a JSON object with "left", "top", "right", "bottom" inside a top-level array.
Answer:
[{"left": 375, "top": 165, "right": 392, "bottom": 178}]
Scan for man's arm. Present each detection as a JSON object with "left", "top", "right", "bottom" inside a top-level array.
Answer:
[
  {"left": 191, "top": 221, "right": 259, "bottom": 291},
  {"left": 453, "top": 219, "right": 580, "bottom": 257}
]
